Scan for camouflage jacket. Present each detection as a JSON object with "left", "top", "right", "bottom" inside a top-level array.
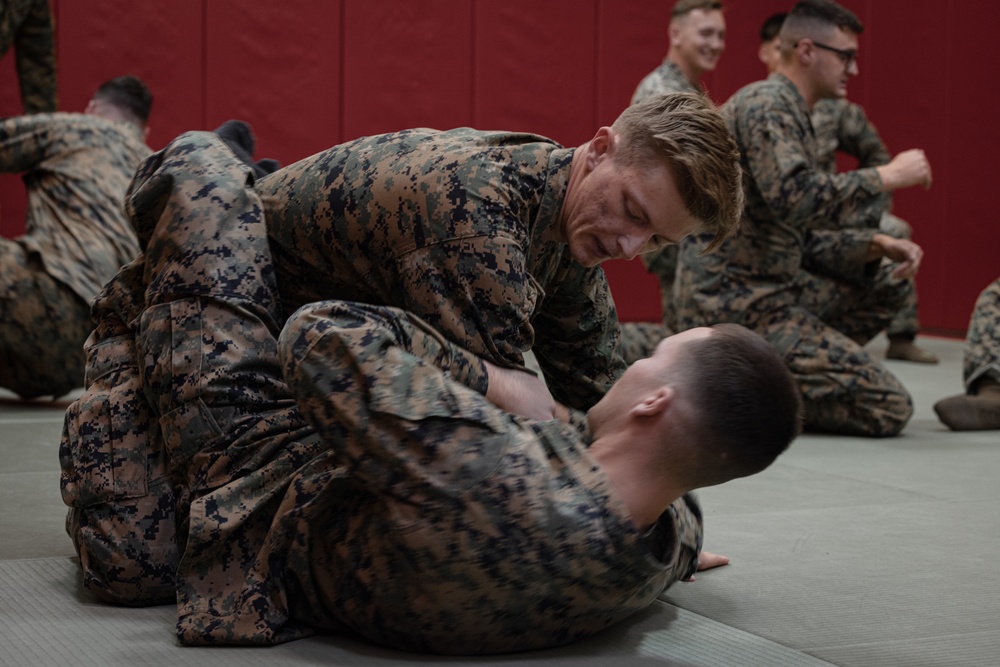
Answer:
[
  {"left": 674, "top": 74, "right": 889, "bottom": 328},
  {"left": 0, "top": 0, "right": 57, "bottom": 113},
  {"left": 258, "top": 128, "right": 626, "bottom": 413},
  {"left": 0, "top": 113, "right": 148, "bottom": 303}
]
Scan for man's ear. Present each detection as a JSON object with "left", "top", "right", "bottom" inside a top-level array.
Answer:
[
  {"left": 631, "top": 386, "right": 674, "bottom": 419},
  {"left": 669, "top": 22, "right": 682, "bottom": 46},
  {"left": 797, "top": 38, "right": 815, "bottom": 66},
  {"left": 586, "top": 126, "right": 614, "bottom": 170}
]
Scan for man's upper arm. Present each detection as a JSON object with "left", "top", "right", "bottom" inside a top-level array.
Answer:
[
  {"left": 0, "top": 114, "right": 49, "bottom": 173},
  {"left": 739, "top": 98, "right": 883, "bottom": 230},
  {"left": 837, "top": 102, "right": 891, "bottom": 169}
]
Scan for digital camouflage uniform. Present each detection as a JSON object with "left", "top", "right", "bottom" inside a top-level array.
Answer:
[
  {"left": 619, "top": 60, "right": 701, "bottom": 364},
  {"left": 1, "top": 112, "right": 147, "bottom": 397},
  {"left": 60, "top": 133, "right": 704, "bottom": 653},
  {"left": 674, "top": 74, "right": 913, "bottom": 437},
  {"left": 962, "top": 278, "right": 1000, "bottom": 391},
  {"left": 0, "top": 0, "right": 57, "bottom": 114},
  {"left": 811, "top": 98, "right": 921, "bottom": 340},
  {"left": 258, "top": 126, "right": 626, "bottom": 415}
]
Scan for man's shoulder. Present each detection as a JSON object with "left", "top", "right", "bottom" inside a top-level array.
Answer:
[
  {"left": 723, "top": 76, "right": 805, "bottom": 129},
  {"left": 632, "top": 61, "right": 696, "bottom": 102},
  {"left": 727, "top": 76, "right": 795, "bottom": 108}
]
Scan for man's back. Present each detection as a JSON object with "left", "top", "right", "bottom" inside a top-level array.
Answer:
[
  {"left": 257, "top": 127, "right": 623, "bottom": 412},
  {"left": 0, "top": 112, "right": 148, "bottom": 302}
]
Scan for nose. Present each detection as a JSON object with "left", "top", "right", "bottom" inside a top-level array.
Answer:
[
  {"left": 619, "top": 235, "right": 647, "bottom": 261},
  {"left": 848, "top": 58, "right": 859, "bottom": 76}
]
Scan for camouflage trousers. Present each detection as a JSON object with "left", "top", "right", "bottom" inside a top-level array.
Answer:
[
  {"left": 61, "top": 132, "right": 324, "bottom": 628},
  {"left": 0, "top": 0, "right": 57, "bottom": 113},
  {"left": 0, "top": 239, "right": 90, "bottom": 398},
  {"left": 756, "top": 262, "right": 915, "bottom": 437},
  {"left": 963, "top": 278, "right": 1000, "bottom": 391},
  {"left": 628, "top": 213, "right": 922, "bottom": 365},
  {"left": 60, "top": 132, "right": 703, "bottom": 653}
]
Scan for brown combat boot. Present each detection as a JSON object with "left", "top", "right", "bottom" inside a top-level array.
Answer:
[
  {"left": 933, "top": 380, "right": 1000, "bottom": 431},
  {"left": 886, "top": 335, "right": 939, "bottom": 364}
]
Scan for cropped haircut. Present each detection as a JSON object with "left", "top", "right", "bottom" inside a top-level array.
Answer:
[
  {"left": 669, "top": 324, "right": 802, "bottom": 487},
  {"left": 93, "top": 76, "right": 153, "bottom": 126},
  {"left": 611, "top": 92, "right": 743, "bottom": 251},
  {"left": 780, "top": 0, "right": 863, "bottom": 56},
  {"left": 671, "top": 0, "right": 723, "bottom": 21},
  {"left": 760, "top": 12, "right": 787, "bottom": 44}
]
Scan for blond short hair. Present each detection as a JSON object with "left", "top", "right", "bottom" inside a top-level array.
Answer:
[{"left": 611, "top": 92, "right": 743, "bottom": 251}]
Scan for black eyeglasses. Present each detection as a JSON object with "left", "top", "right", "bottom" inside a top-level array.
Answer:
[{"left": 811, "top": 40, "right": 858, "bottom": 67}]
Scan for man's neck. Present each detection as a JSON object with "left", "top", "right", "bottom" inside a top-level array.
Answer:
[
  {"left": 589, "top": 431, "right": 685, "bottom": 531},
  {"left": 557, "top": 143, "right": 589, "bottom": 242},
  {"left": 775, "top": 65, "right": 819, "bottom": 110}
]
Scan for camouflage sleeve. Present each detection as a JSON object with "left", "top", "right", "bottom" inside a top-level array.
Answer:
[
  {"left": 394, "top": 234, "right": 540, "bottom": 393},
  {"left": 279, "top": 300, "right": 510, "bottom": 497},
  {"left": 531, "top": 258, "right": 626, "bottom": 412},
  {"left": 802, "top": 227, "right": 878, "bottom": 285},
  {"left": 835, "top": 102, "right": 891, "bottom": 169},
  {"left": 14, "top": 0, "right": 57, "bottom": 114},
  {"left": 0, "top": 112, "right": 51, "bottom": 172},
  {"left": 738, "top": 98, "right": 884, "bottom": 230}
]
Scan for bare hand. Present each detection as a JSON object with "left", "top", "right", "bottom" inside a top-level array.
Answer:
[
  {"left": 683, "top": 550, "right": 730, "bottom": 582},
  {"left": 871, "top": 233, "right": 924, "bottom": 279},
  {"left": 877, "top": 149, "right": 932, "bottom": 191},
  {"left": 484, "top": 361, "right": 557, "bottom": 421}
]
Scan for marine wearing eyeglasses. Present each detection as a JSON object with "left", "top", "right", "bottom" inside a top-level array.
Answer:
[
  {"left": 673, "top": 0, "right": 935, "bottom": 437},
  {"left": 758, "top": 11, "right": 940, "bottom": 365}
]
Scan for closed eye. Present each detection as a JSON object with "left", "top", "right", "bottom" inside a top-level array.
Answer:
[{"left": 623, "top": 194, "right": 644, "bottom": 223}]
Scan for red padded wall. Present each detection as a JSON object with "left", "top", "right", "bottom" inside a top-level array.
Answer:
[
  {"left": 205, "top": 1, "right": 342, "bottom": 167},
  {"left": 474, "top": 0, "right": 597, "bottom": 147},
  {"left": 343, "top": 0, "right": 471, "bottom": 141},
  {"left": 57, "top": 0, "right": 204, "bottom": 151},
  {"left": 1, "top": 0, "right": 997, "bottom": 334}
]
